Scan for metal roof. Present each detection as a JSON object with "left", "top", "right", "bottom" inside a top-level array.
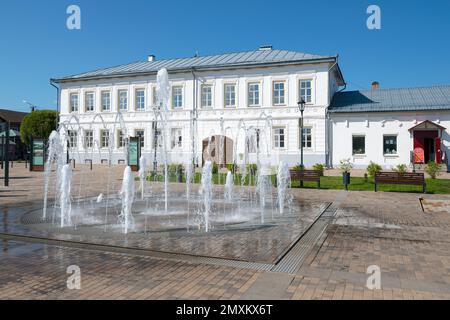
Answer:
[
  {"left": 53, "top": 49, "right": 337, "bottom": 82},
  {"left": 329, "top": 85, "right": 450, "bottom": 113}
]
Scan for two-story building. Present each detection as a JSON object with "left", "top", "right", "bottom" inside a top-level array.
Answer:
[
  {"left": 52, "top": 46, "right": 450, "bottom": 171},
  {"left": 53, "top": 46, "right": 345, "bottom": 167}
]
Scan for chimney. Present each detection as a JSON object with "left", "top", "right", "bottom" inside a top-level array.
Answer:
[
  {"left": 371, "top": 81, "right": 380, "bottom": 90},
  {"left": 148, "top": 55, "right": 156, "bottom": 62},
  {"left": 259, "top": 45, "right": 273, "bottom": 51}
]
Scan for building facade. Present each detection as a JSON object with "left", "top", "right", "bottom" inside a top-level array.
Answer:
[
  {"left": 53, "top": 47, "right": 450, "bottom": 171},
  {"left": 54, "top": 47, "right": 345, "bottom": 167}
]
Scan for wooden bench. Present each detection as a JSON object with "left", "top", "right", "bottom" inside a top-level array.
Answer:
[
  {"left": 374, "top": 172, "right": 426, "bottom": 193},
  {"left": 290, "top": 170, "right": 321, "bottom": 189}
]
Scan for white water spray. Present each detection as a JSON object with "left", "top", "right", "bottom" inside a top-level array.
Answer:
[
  {"left": 199, "top": 161, "right": 213, "bottom": 232},
  {"left": 59, "top": 164, "right": 73, "bottom": 227},
  {"left": 119, "top": 166, "right": 135, "bottom": 234},
  {"left": 138, "top": 155, "right": 147, "bottom": 200},
  {"left": 224, "top": 171, "right": 234, "bottom": 200},
  {"left": 277, "top": 161, "right": 291, "bottom": 214}
]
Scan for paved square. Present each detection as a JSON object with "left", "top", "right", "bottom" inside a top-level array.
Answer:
[{"left": 1, "top": 165, "right": 450, "bottom": 300}]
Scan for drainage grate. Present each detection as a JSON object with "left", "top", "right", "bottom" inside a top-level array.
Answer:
[{"left": 271, "top": 219, "right": 329, "bottom": 274}]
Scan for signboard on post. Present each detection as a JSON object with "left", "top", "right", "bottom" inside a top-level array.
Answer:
[
  {"left": 128, "top": 137, "right": 141, "bottom": 172},
  {"left": 31, "top": 137, "right": 46, "bottom": 172}
]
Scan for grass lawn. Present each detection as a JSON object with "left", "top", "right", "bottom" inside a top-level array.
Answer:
[{"left": 145, "top": 172, "right": 450, "bottom": 194}]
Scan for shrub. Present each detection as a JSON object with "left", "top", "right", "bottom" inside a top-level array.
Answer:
[
  {"left": 339, "top": 158, "right": 353, "bottom": 173},
  {"left": 366, "top": 162, "right": 382, "bottom": 177},
  {"left": 212, "top": 162, "right": 219, "bottom": 174},
  {"left": 292, "top": 163, "right": 305, "bottom": 171},
  {"left": 425, "top": 161, "right": 442, "bottom": 179},
  {"left": 247, "top": 164, "right": 258, "bottom": 175},
  {"left": 393, "top": 164, "right": 408, "bottom": 174},
  {"left": 312, "top": 163, "right": 325, "bottom": 176},
  {"left": 226, "top": 163, "right": 238, "bottom": 173},
  {"left": 168, "top": 164, "right": 183, "bottom": 174},
  {"left": 20, "top": 110, "right": 58, "bottom": 145}
]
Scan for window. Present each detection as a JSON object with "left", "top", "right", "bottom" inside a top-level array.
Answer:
[
  {"left": 301, "top": 127, "right": 312, "bottom": 149},
  {"left": 248, "top": 83, "right": 260, "bottom": 107},
  {"left": 101, "top": 91, "right": 111, "bottom": 112},
  {"left": 201, "top": 85, "right": 212, "bottom": 108},
  {"left": 135, "top": 89, "right": 145, "bottom": 111},
  {"left": 84, "top": 130, "right": 93, "bottom": 149},
  {"left": 299, "top": 80, "right": 312, "bottom": 103},
  {"left": 352, "top": 136, "right": 366, "bottom": 155},
  {"left": 172, "top": 86, "right": 183, "bottom": 108},
  {"left": 68, "top": 130, "right": 77, "bottom": 148},
  {"left": 383, "top": 135, "right": 398, "bottom": 155},
  {"left": 273, "top": 128, "right": 285, "bottom": 149},
  {"left": 118, "top": 90, "right": 128, "bottom": 111},
  {"left": 70, "top": 93, "right": 79, "bottom": 112},
  {"left": 224, "top": 84, "right": 236, "bottom": 107},
  {"left": 171, "top": 128, "right": 183, "bottom": 149},
  {"left": 135, "top": 130, "right": 145, "bottom": 148},
  {"left": 101, "top": 130, "right": 110, "bottom": 148},
  {"left": 117, "top": 130, "right": 126, "bottom": 148},
  {"left": 273, "top": 81, "right": 286, "bottom": 105},
  {"left": 85, "top": 92, "right": 94, "bottom": 112}
]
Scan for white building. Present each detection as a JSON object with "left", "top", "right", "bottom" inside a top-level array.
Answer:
[{"left": 52, "top": 46, "right": 450, "bottom": 171}]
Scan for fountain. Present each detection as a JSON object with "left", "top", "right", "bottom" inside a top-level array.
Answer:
[
  {"left": 138, "top": 155, "right": 147, "bottom": 200},
  {"left": 118, "top": 166, "right": 135, "bottom": 234},
  {"left": 199, "top": 161, "right": 213, "bottom": 232},
  {"left": 277, "top": 161, "right": 291, "bottom": 214},
  {"left": 224, "top": 171, "right": 234, "bottom": 200},
  {"left": 59, "top": 164, "right": 73, "bottom": 227}
]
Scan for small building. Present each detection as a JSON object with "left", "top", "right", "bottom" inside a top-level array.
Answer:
[
  {"left": 329, "top": 84, "right": 450, "bottom": 170},
  {"left": 0, "top": 108, "right": 29, "bottom": 160}
]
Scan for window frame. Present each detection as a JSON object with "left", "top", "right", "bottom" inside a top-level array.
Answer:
[
  {"left": 117, "top": 130, "right": 126, "bottom": 149},
  {"left": 272, "top": 81, "right": 286, "bottom": 106},
  {"left": 247, "top": 82, "right": 261, "bottom": 107},
  {"left": 68, "top": 130, "right": 78, "bottom": 148},
  {"left": 118, "top": 89, "right": 128, "bottom": 112},
  {"left": 84, "top": 92, "right": 95, "bottom": 113},
  {"left": 201, "top": 84, "right": 213, "bottom": 108},
  {"left": 224, "top": 83, "right": 236, "bottom": 108},
  {"left": 301, "top": 127, "right": 313, "bottom": 150},
  {"left": 172, "top": 86, "right": 183, "bottom": 109},
  {"left": 69, "top": 93, "right": 79, "bottom": 113},
  {"left": 273, "top": 127, "right": 286, "bottom": 150},
  {"left": 135, "top": 129, "right": 145, "bottom": 148},
  {"left": 171, "top": 128, "right": 183, "bottom": 149},
  {"left": 101, "top": 91, "right": 111, "bottom": 112},
  {"left": 84, "top": 130, "right": 94, "bottom": 149},
  {"left": 383, "top": 135, "right": 398, "bottom": 155},
  {"left": 135, "top": 88, "right": 146, "bottom": 111},
  {"left": 100, "top": 129, "right": 110, "bottom": 148},
  {"left": 299, "top": 79, "right": 313, "bottom": 104},
  {"left": 352, "top": 135, "right": 366, "bottom": 156}
]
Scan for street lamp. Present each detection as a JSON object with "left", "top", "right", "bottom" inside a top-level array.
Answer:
[
  {"left": 298, "top": 98, "right": 306, "bottom": 170},
  {"left": 23, "top": 100, "right": 37, "bottom": 112}
]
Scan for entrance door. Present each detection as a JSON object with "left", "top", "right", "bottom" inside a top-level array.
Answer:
[{"left": 424, "top": 138, "right": 435, "bottom": 164}]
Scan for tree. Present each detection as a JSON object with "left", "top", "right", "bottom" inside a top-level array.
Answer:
[{"left": 20, "top": 110, "right": 58, "bottom": 145}]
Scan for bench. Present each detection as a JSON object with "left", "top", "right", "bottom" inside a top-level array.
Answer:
[
  {"left": 374, "top": 172, "right": 426, "bottom": 193},
  {"left": 290, "top": 170, "right": 321, "bottom": 189}
]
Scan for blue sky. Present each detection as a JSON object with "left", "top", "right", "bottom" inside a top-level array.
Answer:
[{"left": 1, "top": 0, "right": 450, "bottom": 112}]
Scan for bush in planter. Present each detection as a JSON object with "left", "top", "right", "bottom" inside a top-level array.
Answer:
[
  {"left": 247, "top": 163, "right": 258, "bottom": 175},
  {"left": 292, "top": 163, "right": 305, "bottom": 171},
  {"left": 393, "top": 164, "right": 408, "bottom": 174},
  {"left": 312, "top": 163, "right": 325, "bottom": 176},
  {"left": 226, "top": 163, "right": 238, "bottom": 174},
  {"left": 339, "top": 158, "right": 353, "bottom": 173},
  {"left": 425, "top": 161, "right": 442, "bottom": 179},
  {"left": 366, "top": 162, "right": 382, "bottom": 178},
  {"left": 212, "top": 162, "right": 219, "bottom": 174}
]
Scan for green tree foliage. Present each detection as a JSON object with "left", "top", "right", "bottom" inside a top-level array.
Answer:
[{"left": 20, "top": 110, "right": 58, "bottom": 145}]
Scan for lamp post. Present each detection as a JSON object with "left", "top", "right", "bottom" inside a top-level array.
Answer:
[
  {"left": 23, "top": 100, "right": 37, "bottom": 112},
  {"left": 298, "top": 99, "right": 305, "bottom": 187}
]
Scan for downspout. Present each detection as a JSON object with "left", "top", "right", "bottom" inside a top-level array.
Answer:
[
  {"left": 191, "top": 68, "right": 197, "bottom": 167},
  {"left": 50, "top": 79, "right": 60, "bottom": 128}
]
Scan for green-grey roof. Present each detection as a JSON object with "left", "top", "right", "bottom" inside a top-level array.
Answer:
[
  {"left": 329, "top": 85, "right": 450, "bottom": 113},
  {"left": 53, "top": 49, "right": 338, "bottom": 82}
]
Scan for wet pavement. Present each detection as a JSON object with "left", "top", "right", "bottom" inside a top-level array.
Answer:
[{"left": 1, "top": 165, "right": 450, "bottom": 299}]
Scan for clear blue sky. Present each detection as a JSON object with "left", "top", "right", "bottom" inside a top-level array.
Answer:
[{"left": 1, "top": 0, "right": 450, "bottom": 112}]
